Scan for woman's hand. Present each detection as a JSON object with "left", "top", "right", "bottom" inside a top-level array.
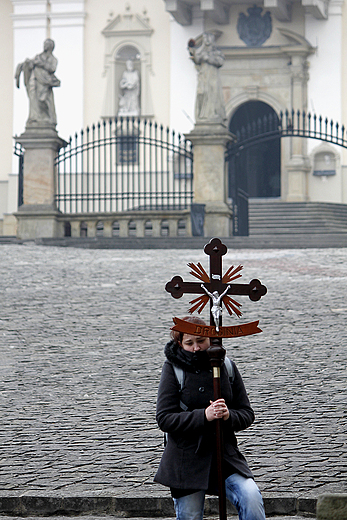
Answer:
[{"left": 205, "top": 399, "right": 230, "bottom": 422}]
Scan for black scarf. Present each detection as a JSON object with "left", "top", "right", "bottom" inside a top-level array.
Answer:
[{"left": 164, "top": 339, "right": 211, "bottom": 373}]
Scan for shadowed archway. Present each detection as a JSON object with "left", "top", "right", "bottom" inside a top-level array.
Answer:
[{"left": 229, "top": 101, "right": 281, "bottom": 199}]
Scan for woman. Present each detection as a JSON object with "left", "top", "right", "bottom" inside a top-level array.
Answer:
[{"left": 154, "top": 316, "right": 266, "bottom": 520}]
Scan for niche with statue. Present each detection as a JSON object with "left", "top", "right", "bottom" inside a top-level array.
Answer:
[
  {"left": 101, "top": 6, "right": 153, "bottom": 119},
  {"left": 313, "top": 148, "right": 337, "bottom": 177},
  {"left": 116, "top": 45, "right": 141, "bottom": 117}
]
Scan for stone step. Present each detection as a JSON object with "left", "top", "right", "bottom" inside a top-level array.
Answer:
[
  {"left": 248, "top": 200, "right": 347, "bottom": 236},
  {"left": 2, "top": 234, "right": 347, "bottom": 249},
  {"left": 0, "top": 495, "right": 316, "bottom": 518},
  {"left": 249, "top": 225, "right": 347, "bottom": 233},
  {"left": 0, "top": 515, "right": 315, "bottom": 520}
]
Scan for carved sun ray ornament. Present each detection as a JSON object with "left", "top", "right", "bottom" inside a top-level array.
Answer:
[{"left": 187, "top": 262, "right": 244, "bottom": 318}]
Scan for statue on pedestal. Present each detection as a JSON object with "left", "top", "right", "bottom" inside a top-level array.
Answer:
[
  {"left": 15, "top": 38, "right": 60, "bottom": 127},
  {"left": 188, "top": 33, "right": 226, "bottom": 125},
  {"left": 118, "top": 60, "right": 140, "bottom": 117}
]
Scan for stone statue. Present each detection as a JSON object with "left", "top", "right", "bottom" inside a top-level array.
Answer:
[
  {"left": 188, "top": 33, "right": 226, "bottom": 124},
  {"left": 15, "top": 38, "right": 61, "bottom": 127},
  {"left": 118, "top": 60, "right": 140, "bottom": 117}
]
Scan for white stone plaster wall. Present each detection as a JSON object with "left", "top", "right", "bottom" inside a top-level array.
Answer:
[
  {"left": 305, "top": 3, "right": 343, "bottom": 122},
  {"left": 305, "top": 1, "right": 344, "bottom": 201},
  {"left": 0, "top": 0, "right": 14, "bottom": 187},
  {"left": 308, "top": 144, "right": 342, "bottom": 202},
  {"left": 169, "top": 9, "right": 203, "bottom": 134},
  {"left": 342, "top": 0, "right": 347, "bottom": 201},
  {"left": 83, "top": 0, "right": 171, "bottom": 129},
  {"left": 49, "top": 0, "right": 85, "bottom": 141},
  {"left": 6, "top": 174, "right": 19, "bottom": 214}
]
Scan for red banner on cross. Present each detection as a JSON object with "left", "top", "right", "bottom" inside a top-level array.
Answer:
[{"left": 171, "top": 317, "right": 262, "bottom": 338}]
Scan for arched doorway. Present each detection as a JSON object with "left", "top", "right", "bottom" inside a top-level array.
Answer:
[{"left": 229, "top": 101, "right": 281, "bottom": 198}]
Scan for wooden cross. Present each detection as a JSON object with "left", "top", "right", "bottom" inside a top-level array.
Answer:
[
  {"left": 165, "top": 237, "right": 267, "bottom": 335},
  {"left": 165, "top": 237, "right": 267, "bottom": 520}
]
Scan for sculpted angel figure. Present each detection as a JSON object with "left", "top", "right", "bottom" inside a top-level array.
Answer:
[
  {"left": 15, "top": 39, "right": 60, "bottom": 126},
  {"left": 118, "top": 60, "right": 140, "bottom": 116},
  {"left": 188, "top": 33, "right": 226, "bottom": 124},
  {"left": 201, "top": 283, "right": 231, "bottom": 331}
]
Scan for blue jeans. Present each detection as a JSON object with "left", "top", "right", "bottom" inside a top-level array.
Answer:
[{"left": 173, "top": 474, "right": 266, "bottom": 520}]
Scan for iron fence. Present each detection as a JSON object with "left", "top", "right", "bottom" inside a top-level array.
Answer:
[
  {"left": 226, "top": 109, "right": 347, "bottom": 159},
  {"left": 225, "top": 109, "right": 347, "bottom": 236},
  {"left": 55, "top": 117, "right": 193, "bottom": 214}
]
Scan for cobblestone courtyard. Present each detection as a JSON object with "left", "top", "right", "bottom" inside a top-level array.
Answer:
[{"left": 0, "top": 244, "right": 346, "bottom": 499}]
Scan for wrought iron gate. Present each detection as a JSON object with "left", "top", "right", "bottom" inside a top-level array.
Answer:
[
  {"left": 55, "top": 117, "right": 193, "bottom": 214},
  {"left": 226, "top": 109, "right": 347, "bottom": 236}
]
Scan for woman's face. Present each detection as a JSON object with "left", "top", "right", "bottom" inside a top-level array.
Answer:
[{"left": 180, "top": 334, "right": 210, "bottom": 352}]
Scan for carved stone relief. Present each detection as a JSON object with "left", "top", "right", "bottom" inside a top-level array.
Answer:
[{"left": 237, "top": 6, "right": 272, "bottom": 47}]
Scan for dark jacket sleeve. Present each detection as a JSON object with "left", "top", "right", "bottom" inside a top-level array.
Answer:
[
  {"left": 224, "top": 361, "right": 255, "bottom": 433},
  {"left": 156, "top": 361, "right": 206, "bottom": 435}
]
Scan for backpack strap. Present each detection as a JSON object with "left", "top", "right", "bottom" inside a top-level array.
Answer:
[
  {"left": 164, "top": 364, "right": 188, "bottom": 446},
  {"left": 224, "top": 356, "right": 235, "bottom": 384},
  {"left": 172, "top": 365, "right": 188, "bottom": 412},
  {"left": 172, "top": 365, "right": 185, "bottom": 391}
]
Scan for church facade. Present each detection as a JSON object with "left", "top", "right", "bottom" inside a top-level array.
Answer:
[{"left": 1, "top": 0, "right": 346, "bottom": 235}]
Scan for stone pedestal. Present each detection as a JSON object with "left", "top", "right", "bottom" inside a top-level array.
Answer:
[
  {"left": 186, "top": 123, "right": 233, "bottom": 237},
  {"left": 317, "top": 494, "right": 347, "bottom": 520},
  {"left": 14, "top": 124, "right": 67, "bottom": 239},
  {"left": 286, "top": 154, "right": 311, "bottom": 201},
  {"left": 3, "top": 214, "right": 18, "bottom": 236}
]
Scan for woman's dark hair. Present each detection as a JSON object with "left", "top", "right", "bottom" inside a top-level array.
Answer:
[{"left": 170, "top": 315, "right": 207, "bottom": 344}]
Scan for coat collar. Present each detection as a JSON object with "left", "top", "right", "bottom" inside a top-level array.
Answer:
[{"left": 164, "top": 339, "right": 211, "bottom": 373}]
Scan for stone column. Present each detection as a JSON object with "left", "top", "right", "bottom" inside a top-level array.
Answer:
[
  {"left": 286, "top": 54, "right": 310, "bottom": 201},
  {"left": 186, "top": 32, "right": 234, "bottom": 237},
  {"left": 186, "top": 123, "right": 233, "bottom": 237},
  {"left": 14, "top": 125, "right": 67, "bottom": 239}
]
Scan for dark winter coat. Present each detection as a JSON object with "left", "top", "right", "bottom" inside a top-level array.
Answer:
[{"left": 154, "top": 340, "right": 255, "bottom": 491}]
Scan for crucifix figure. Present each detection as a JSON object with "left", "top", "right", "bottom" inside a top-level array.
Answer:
[
  {"left": 201, "top": 283, "right": 230, "bottom": 332},
  {"left": 164, "top": 237, "right": 267, "bottom": 520}
]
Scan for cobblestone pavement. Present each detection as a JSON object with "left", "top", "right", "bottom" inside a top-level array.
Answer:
[
  {"left": 0, "top": 517, "right": 310, "bottom": 520},
  {"left": 0, "top": 244, "right": 346, "bottom": 500}
]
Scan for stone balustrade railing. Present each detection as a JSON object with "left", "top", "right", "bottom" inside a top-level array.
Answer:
[{"left": 57, "top": 210, "right": 191, "bottom": 238}]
